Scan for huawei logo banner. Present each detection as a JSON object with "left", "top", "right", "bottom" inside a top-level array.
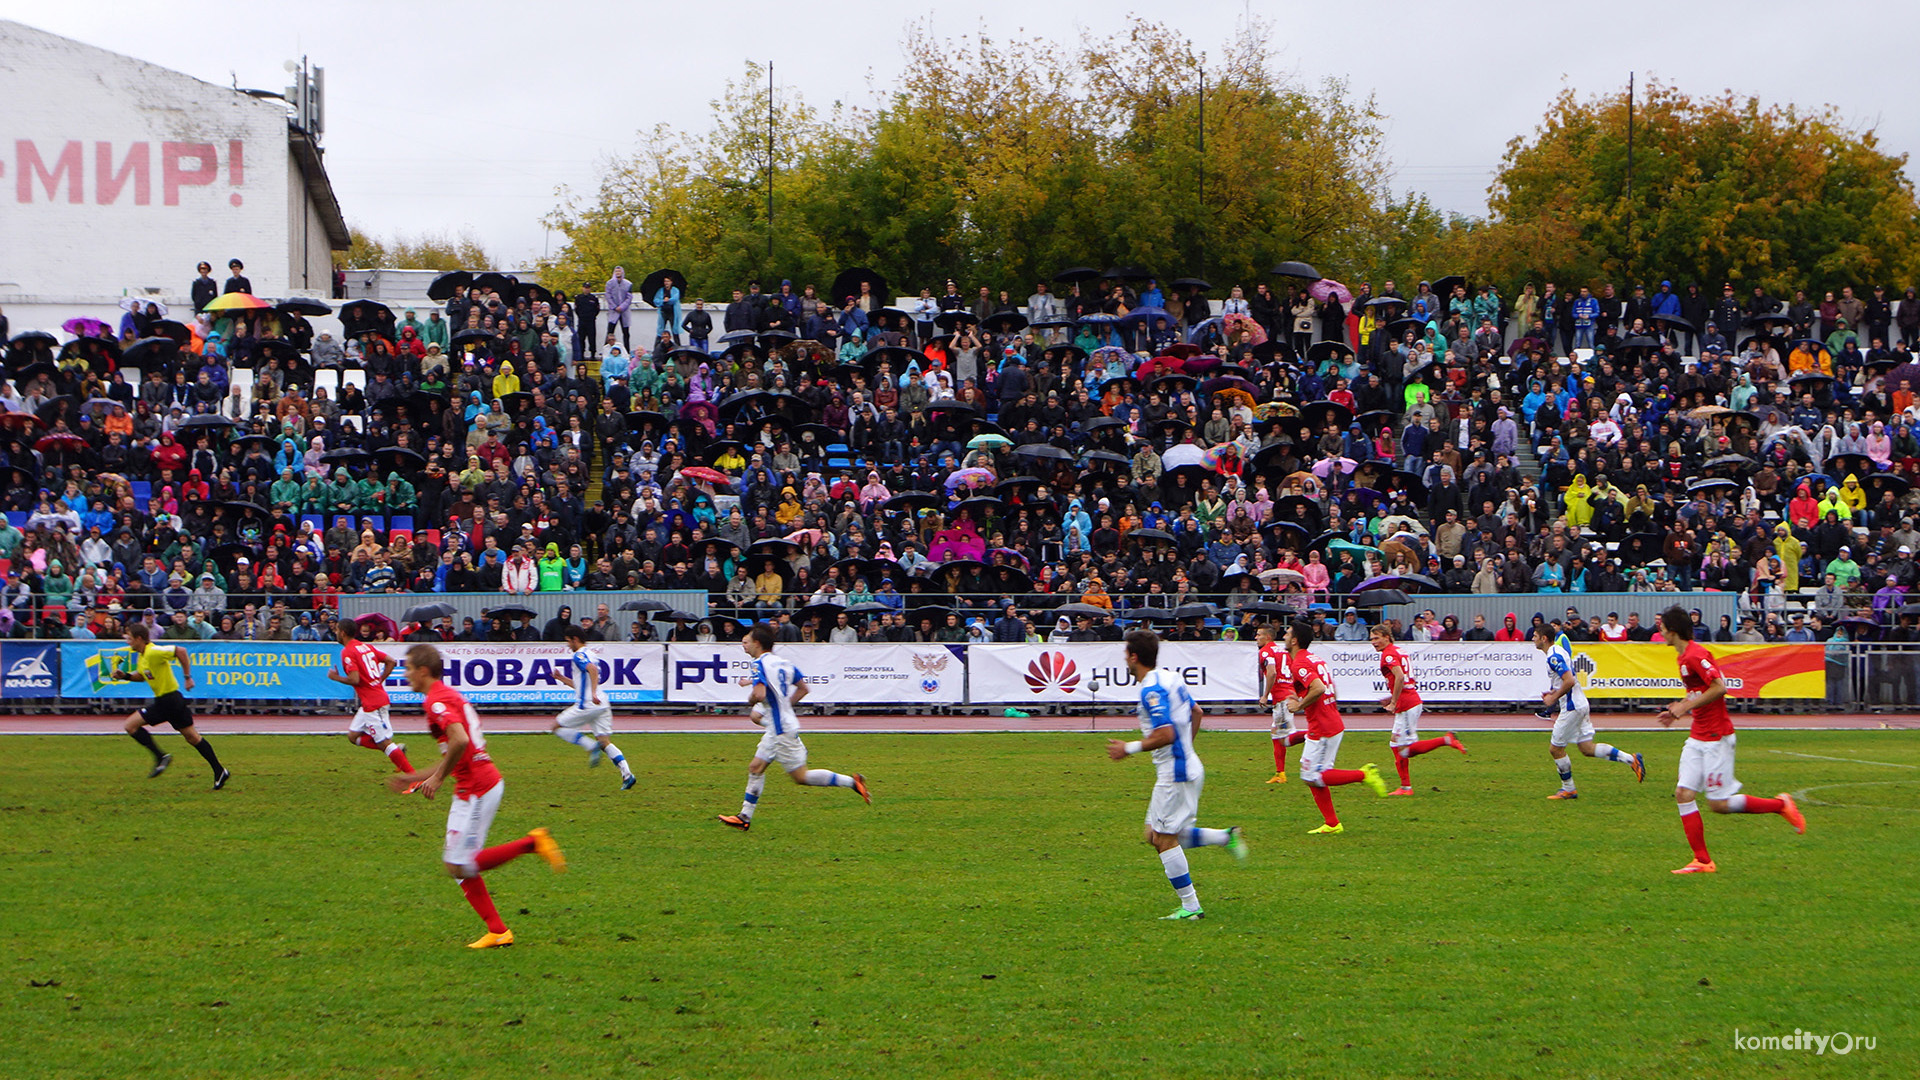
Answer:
[{"left": 1025, "top": 651, "right": 1081, "bottom": 693}]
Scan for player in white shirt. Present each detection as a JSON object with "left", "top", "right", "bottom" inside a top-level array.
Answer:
[
  {"left": 551, "top": 626, "right": 635, "bottom": 790},
  {"left": 1106, "top": 630, "right": 1247, "bottom": 920},
  {"left": 1534, "top": 625, "right": 1644, "bottom": 799},
  {"left": 718, "top": 624, "right": 870, "bottom": 831}
]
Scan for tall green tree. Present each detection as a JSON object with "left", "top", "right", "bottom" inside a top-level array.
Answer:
[{"left": 1480, "top": 80, "right": 1920, "bottom": 294}]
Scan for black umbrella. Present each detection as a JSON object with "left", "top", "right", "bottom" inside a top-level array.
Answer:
[
  {"left": 485, "top": 603, "right": 538, "bottom": 620},
  {"left": 339, "top": 299, "right": 392, "bottom": 324},
  {"left": 1173, "top": 603, "right": 1216, "bottom": 619},
  {"left": 934, "top": 310, "right": 979, "bottom": 332},
  {"left": 717, "top": 329, "right": 760, "bottom": 346},
  {"left": 1102, "top": 266, "right": 1150, "bottom": 280},
  {"left": 1365, "top": 296, "right": 1407, "bottom": 309},
  {"left": 1055, "top": 602, "right": 1113, "bottom": 618},
  {"left": 320, "top": 447, "right": 373, "bottom": 465},
  {"left": 374, "top": 446, "right": 427, "bottom": 471},
  {"left": 449, "top": 328, "right": 494, "bottom": 350},
  {"left": 427, "top": 270, "right": 473, "bottom": 301},
  {"left": 1300, "top": 401, "right": 1354, "bottom": 430},
  {"left": 1082, "top": 451, "right": 1130, "bottom": 469},
  {"left": 403, "top": 601, "right": 460, "bottom": 623},
  {"left": 497, "top": 391, "right": 534, "bottom": 414},
  {"left": 928, "top": 398, "right": 981, "bottom": 415},
  {"left": 953, "top": 496, "right": 1005, "bottom": 516},
  {"left": 1429, "top": 275, "right": 1466, "bottom": 298},
  {"left": 143, "top": 319, "right": 191, "bottom": 347},
  {"left": 1307, "top": 340, "right": 1354, "bottom": 365},
  {"left": 1652, "top": 312, "right": 1695, "bottom": 332},
  {"left": 1169, "top": 277, "right": 1212, "bottom": 292},
  {"left": 830, "top": 266, "right": 888, "bottom": 306},
  {"left": 1132, "top": 528, "right": 1176, "bottom": 543},
  {"left": 1013, "top": 444, "right": 1072, "bottom": 462},
  {"left": 1124, "top": 607, "right": 1179, "bottom": 622},
  {"left": 1347, "top": 589, "right": 1411, "bottom": 608},
  {"left": 749, "top": 537, "right": 799, "bottom": 555},
  {"left": 620, "top": 599, "right": 673, "bottom": 613},
  {"left": 1385, "top": 316, "right": 1428, "bottom": 337},
  {"left": 1271, "top": 261, "right": 1320, "bottom": 280},
  {"left": 883, "top": 491, "right": 945, "bottom": 513},
  {"left": 121, "top": 336, "right": 179, "bottom": 367},
  {"left": 1687, "top": 477, "right": 1738, "bottom": 493},
  {"left": 511, "top": 281, "right": 554, "bottom": 307},
  {"left": 179, "top": 414, "right": 236, "bottom": 430},
  {"left": 276, "top": 297, "right": 332, "bottom": 316},
  {"left": 1054, "top": 267, "right": 1103, "bottom": 283},
  {"left": 7, "top": 330, "right": 57, "bottom": 351},
  {"left": 981, "top": 311, "right": 1029, "bottom": 334},
  {"left": 638, "top": 268, "right": 687, "bottom": 304},
  {"left": 472, "top": 272, "right": 517, "bottom": 295}
]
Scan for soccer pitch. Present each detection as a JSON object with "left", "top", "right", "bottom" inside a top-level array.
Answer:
[{"left": 3, "top": 729, "right": 1913, "bottom": 1079}]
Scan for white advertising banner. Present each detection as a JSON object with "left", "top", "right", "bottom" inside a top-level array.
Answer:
[
  {"left": 1308, "top": 642, "right": 1547, "bottom": 704},
  {"left": 375, "top": 643, "right": 666, "bottom": 704},
  {"left": 664, "top": 643, "right": 966, "bottom": 705},
  {"left": 968, "top": 642, "right": 1263, "bottom": 705}
]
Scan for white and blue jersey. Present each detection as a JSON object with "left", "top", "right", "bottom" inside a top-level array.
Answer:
[
  {"left": 1137, "top": 668, "right": 1202, "bottom": 783},
  {"left": 570, "top": 646, "right": 601, "bottom": 707},
  {"left": 1547, "top": 635, "right": 1588, "bottom": 714},
  {"left": 752, "top": 653, "right": 806, "bottom": 736}
]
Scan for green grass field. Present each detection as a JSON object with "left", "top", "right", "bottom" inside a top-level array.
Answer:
[{"left": 2, "top": 728, "right": 1914, "bottom": 1079}]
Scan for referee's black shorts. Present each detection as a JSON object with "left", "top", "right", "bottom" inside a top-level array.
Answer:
[{"left": 138, "top": 691, "right": 195, "bottom": 730}]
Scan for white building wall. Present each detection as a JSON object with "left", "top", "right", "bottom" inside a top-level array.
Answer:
[{"left": 0, "top": 19, "right": 299, "bottom": 303}]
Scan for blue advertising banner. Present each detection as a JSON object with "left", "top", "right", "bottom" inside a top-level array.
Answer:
[
  {"left": 60, "top": 642, "right": 352, "bottom": 700},
  {"left": 1, "top": 642, "right": 59, "bottom": 697}
]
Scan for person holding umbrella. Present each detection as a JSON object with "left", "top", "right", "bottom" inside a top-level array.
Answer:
[{"left": 651, "top": 274, "right": 682, "bottom": 344}]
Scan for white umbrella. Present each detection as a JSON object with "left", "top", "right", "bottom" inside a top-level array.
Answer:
[
  {"left": 1160, "top": 444, "right": 1207, "bottom": 468},
  {"left": 1258, "top": 567, "right": 1306, "bottom": 585},
  {"left": 120, "top": 297, "right": 167, "bottom": 315}
]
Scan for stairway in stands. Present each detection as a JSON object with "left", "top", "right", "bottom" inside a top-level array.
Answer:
[
  {"left": 1511, "top": 436, "right": 1543, "bottom": 487},
  {"left": 583, "top": 356, "right": 604, "bottom": 508}
]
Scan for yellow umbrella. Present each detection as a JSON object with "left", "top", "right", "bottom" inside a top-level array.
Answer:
[{"left": 204, "top": 292, "right": 273, "bottom": 312}]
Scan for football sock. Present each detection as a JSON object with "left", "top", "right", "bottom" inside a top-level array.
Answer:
[
  {"left": 555, "top": 728, "right": 597, "bottom": 752},
  {"left": 1183, "top": 827, "right": 1232, "bottom": 848},
  {"left": 1678, "top": 801, "right": 1711, "bottom": 862},
  {"left": 740, "top": 773, "right": 765, "bottom": 820},
  {"left": 460, "top": 876, "right": 507, "bottom": 934},
  {"left": 1286, "top": 730, "right": 1309, "bottom": 746},
  {"left": 1594, "top": 743, "right": 1633, "bottom": 764},
  {"left": 604, "top": 742, "right": 632, "bottom": 779},
  {"left": 1407, "top": 737, "right": 1449, "bottom": 756},
  {"left": 352, "top": 732, "right": 380, "bottom": 750},
  {"left": 129, "top": 727, "right": 162, "bottom": 760},
  {"left": 385, "top": 743, "right": 413, "bottom": 771},
  {"left": 1159, "top": 847, "right": 1199, "bottom": 911},
  {"left": 1272, "top": 735, "right": 1287, "bottom": 773},
  {"left": 475, "top": 836, "right": 537, "bottom": 872},
  {"left": 1555, "top": 757, "right": 1575, "bottom": 789},
  {"left": 1309, "top": 784, "right": 1340, "bottom": 827},
  {"left": 803, "top": 770, "right": 853, "bottom": 788},
  {"left": 1321, "top": 767, "right": 1365, "bottom": 787},
  {"left": 193, "top": 738, "right": 223, "bottom": 775},
  {"left": 1730, "top": 794, "right": 1785, "bottom": 814},
  {"left": 1393, "top": 754, "right": 1412, "bottom": 786}
]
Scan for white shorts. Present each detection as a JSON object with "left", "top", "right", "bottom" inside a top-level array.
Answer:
[
  {"left": 348, "top": 705, "right": 393, "bottom": 742},
  {"left": 1389, "top": 704, "right": 1424, "bottom": 748},
  {"left": 1550, "top": 706, "right": 1595, "bottom": 748},
  {"left": 443, "top": 781, "right": 505, "bottom": 870},
  {"left": 1299, "top": 732, "right": 1343, "bottom": 785},
  {"left": 754, "top": 729, "right": 808, "bottom": 772},
  {"left": 1269, "top": 703, "right": 1294, "bottom": 736},
  {"left": 1146, "top": 776, "right": 1203, "bottom": 835},
  {"left": 1677, "top": 734, "right": 1741, "bottom": 800},
  {"left": 556, "top": 702, "right": 614, "bottom": 737}
]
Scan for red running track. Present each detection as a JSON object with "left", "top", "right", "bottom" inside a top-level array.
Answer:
[{"left": 4, "top": 711, "right": 1913, "bottom": 737}]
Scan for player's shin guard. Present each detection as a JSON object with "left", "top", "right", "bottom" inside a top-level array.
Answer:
[
  {"left": 555, "top": 728, "right": 597, "bottom": 752},
  {"left": 1159, "top": 847, "right": 1199, "bottom": 911},
  {"left": 1727, "top": 794, "right": 1785, "bottom": 814},
  {"left": 603, "top": 742, "right": 632, "bottom": 778},
  {"left": 1406, "top": 737, "right": 1449, "bottom": 756},
  {"left": 1593, "top": 743, "right": 1628, "bottom": 763},
  {"left": 1183, "top": 827, "right": 1232, "bottom": 848},
  {"left": 1393, "top": 752, "right": 1412, "bottom": 787},
  {"left": 1678, "top": 800, "right": 1711, "bottom": 862},
  {"left": 386, "top": 744, "right": 413, "bottom": 771},
  {"left": 1309, "top": 784, "right": 1340, "bottom": 827},
  {"left": 192, "top": 737, "right": 223, "bottom": 775},
  {"left": 475, "top": 836, "right": 536, "bottom": 872},
  {"left": 129, "top": 726, "right": 162, "bottom": 760},
  {"left": 1555, "top": 757, "right": 1574, "bottom": 789},
  {"left": 802, "top": 770, "right": 853, "bottom": 787},
  {"left": 740, "top": 773, "right": 765, "bottom": 820},
  {"left": 1272, "top": 735, "right": 1287, "bottom": 773},
  {"left": 460, "top": 876, "right": 507, "bottom": 934},
  {"left": 1320, "top": 767, "right": 1365, "bottom": 786}
]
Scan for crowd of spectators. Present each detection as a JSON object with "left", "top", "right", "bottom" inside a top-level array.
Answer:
[{"left": 4, "top": 257, "right": 1920, "bottom": 648}]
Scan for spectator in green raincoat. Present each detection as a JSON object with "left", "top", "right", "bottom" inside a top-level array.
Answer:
[
  {"left": 269, "top": 468, "right": 303, "bottom": 513},
  {"left": 383, "top": 471, "right": 416, "bottom": 511},
  {"left": 352, "top": 472, "right": 384, "bottom": 513},
  {"left": 326, "top": 468, "right": 358, "bottom": 514},
  {"left": 301, "top": 472, "right": 331, "bottom": 513},
  {"left": 537, "top": 542, "right": 566, "bottom": 592}
]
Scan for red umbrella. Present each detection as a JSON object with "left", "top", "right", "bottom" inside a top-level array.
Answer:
[
  {"left": 35, "top": 433, "right": 89, "bottom": 454},
  {"left": 678, "top": 466, "right": 732, "bottom": 486},
  {"left": 0, "top": 413, "right": 46, "bottom": 432}
]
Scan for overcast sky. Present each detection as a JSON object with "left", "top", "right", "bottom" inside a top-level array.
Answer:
[{"left": 6, "top": 1, "right": 1913, "bottom": 269}]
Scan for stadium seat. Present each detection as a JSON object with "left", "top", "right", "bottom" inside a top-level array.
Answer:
[
  {"left": 419, "top": 528, "right": 442, "bottom": 549},
  {"left": 5, "top": 512, "right": 25, "bottom": 528},
  {"left": 388, "top": 529, "right": 413, "bottom": 548},
  {"left": 301, "top": 514, "right": 325, "bottom": 535},
  {"left": 390, "top": 515, "right": 413, "bottom": 533},
  {"left": 130, "top": 480, "right": 151, "bottom": 503}
]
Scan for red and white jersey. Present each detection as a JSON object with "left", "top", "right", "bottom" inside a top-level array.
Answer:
[
  {"left": 341, "top": 640, "right": 392, "bottom": 712},
  {"left": 1290, "top": 648, "right": 1344, "bottom": 738},
  {"left": 1258, "top": 642, "right": 1292, "bottom": 703},
  {"left": 1676, "top": 642, "right": 1734, "bottom": 741},
  {"left": 1377, "top": 643, "right": 1422, "bottom": 713},
  {"left": 425, "top": 680, "right": 502, "bottom": 797},
  {"left": 1598, "top": 622, "right": 1630, "bottom": 642}
]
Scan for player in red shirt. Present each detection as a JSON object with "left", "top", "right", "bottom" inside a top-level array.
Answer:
[
  {"left": 1369, "top": 625, "right": 1465, "bottom": 795},
  {"left": 1655, "top": 608, "right": 1805, "bottom": 874},
  {"left": 1282, "top": 620, "right": 1388, "bottom": 834},
  {"left": 326, "top": 620, "right": 412, "bottom": 773},
  {"left": 387, "top": 644, "right": 566, "bottom": 948},
  {"left": 1256, "top": 623, "right": 1305, "bottom": 783}
]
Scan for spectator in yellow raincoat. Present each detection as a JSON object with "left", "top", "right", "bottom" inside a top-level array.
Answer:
[
  {"left": 1839, "top": 473, "right": 1867, "bottom": 513},
  {"left": 1773, "top": 523, "right": 1804, "bottom": 592},
  {"left": 1562, "top": 473, "right": 1594, "bottom": 528}
]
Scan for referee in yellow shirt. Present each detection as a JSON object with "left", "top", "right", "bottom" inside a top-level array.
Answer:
[{"left": 116, "top": 622, "right": 230, "bottom": 789}]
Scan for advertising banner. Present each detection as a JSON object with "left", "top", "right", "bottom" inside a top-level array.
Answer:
[
  {"left": 1309, "top": 642, "right": 1548, "bottom": 704},
  {"left": 1571, "top": 643, "right": 1824, "bottom": 699},
  {"left": 1, "top": 642, "right": 59, "bottom": 697},
  {"left": 374, "top": 643, "right": 666, "bottom": 705},
  {"left": 60, "top": 642, "right": 349, "bottom": 700},
  {"left": 665, "top": 643, "right": 965, "bottom": 705},
  {"left": 968, "top": 642, "right": 1262, "bottom": 705}
]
